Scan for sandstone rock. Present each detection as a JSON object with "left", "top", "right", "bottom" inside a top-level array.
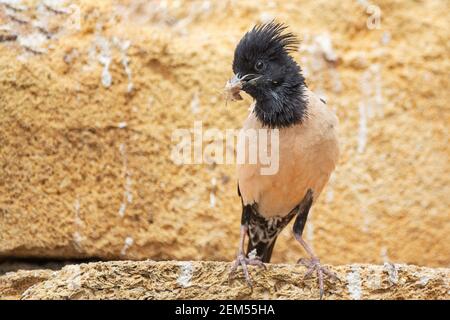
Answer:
[
  {"left": 0, "top": 269, "right": 53, "bottom": 300},
  {"left": 0, "top": 261, "right": 445, "bottom": 300},
  {"left": 0, "top": 0, "right": 449, "bottom": 267}
]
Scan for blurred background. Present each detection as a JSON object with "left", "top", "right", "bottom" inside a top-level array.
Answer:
[{"left": 0, "top": 0, "right": 448, "bottom": 273}]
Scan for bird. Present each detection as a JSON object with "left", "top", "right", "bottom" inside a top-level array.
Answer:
[{"left": 226, "top": 22, "right": 340, "bottom": 299}]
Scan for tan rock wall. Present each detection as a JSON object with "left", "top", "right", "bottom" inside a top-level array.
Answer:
[
  {"left": 0, "top": 0, "right": 449, "bottom": 267},
  {"left": 0, "top": 261, "right": 447, "bottom": 300},
  {"left": 0, "top": 269, "right": 53, "bottom": 300}
]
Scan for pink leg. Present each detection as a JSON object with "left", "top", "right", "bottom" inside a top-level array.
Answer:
[
  {"left": 229, "top": 225, "right": 266, "bottom": 288},
  {"left": 295, "top": 234, "right": 340, "bottom": 299}
]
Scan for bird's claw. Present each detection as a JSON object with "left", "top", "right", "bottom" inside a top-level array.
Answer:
[
  {"left": 229, "top": 254, "right": 266, "bottom": 288},
  {"left": 297, "top": 257, "right": 340, "bottom": 299}
]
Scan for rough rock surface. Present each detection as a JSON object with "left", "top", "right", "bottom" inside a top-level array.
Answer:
[
  {"left": 0, "top": 0, "right": 449, "bottom": 267},
  {"left": 0, "top": 269, "right": 53, "bottom": 300},
  {"left": 0, "top": 261, "right": 447, "bottom": 300}
]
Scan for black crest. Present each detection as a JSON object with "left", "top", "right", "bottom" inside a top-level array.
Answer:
[{"left": 234, "top": 21, "right": 300, "bottom": 62}]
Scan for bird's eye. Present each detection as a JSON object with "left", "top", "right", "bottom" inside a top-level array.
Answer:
[{"left": 255, "top": 61, "right": 264, "bottom": 71}]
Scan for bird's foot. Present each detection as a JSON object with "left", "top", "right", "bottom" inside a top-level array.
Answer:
[
  {"left": 297, "top": 257, "right": 340, "bottom": 299},
  {"left": 229, "top": 253, "right": 266, "bottom": 288}
]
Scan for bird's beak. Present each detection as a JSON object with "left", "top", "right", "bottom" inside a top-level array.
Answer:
[
  {"left": 225, "top": 73, "right": 262, "bottom": 102},
  {"left": 225, "top": 73, "right": 244, "bottom": 101}
]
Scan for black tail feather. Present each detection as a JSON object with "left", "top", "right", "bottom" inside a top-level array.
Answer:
[
  {"left": 247, "top": 236, "right": 278, "bottom": 263},
  {"left": 242, "top": 195, "right": 300, "bottom": 264}
]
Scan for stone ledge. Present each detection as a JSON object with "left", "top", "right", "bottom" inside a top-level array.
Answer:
[
  {"left": 0, "top": 260, "right": 448, "bottom": 300},
  {"left": 0, "top": 269, "right": 54, "bottom": 300}
]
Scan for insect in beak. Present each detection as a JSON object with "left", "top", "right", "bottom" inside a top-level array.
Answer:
[
  {"left": 225, "top": 73, "right": 262, "bottom": 102},
  {"left": 225, "top": 73, "right": 244, "bottom": 102}
]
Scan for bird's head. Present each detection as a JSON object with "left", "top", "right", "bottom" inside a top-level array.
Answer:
[{"left": 228, "top": 22, "right": 308, "bottom": 128}]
